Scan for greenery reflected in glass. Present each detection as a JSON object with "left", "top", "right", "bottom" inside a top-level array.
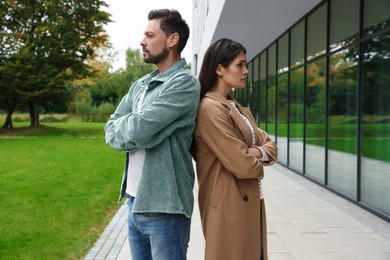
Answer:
[
  {"left": 289, "top": 67, "right": 304, "bottom": 172},
  {"left": 328, "top": 47, "right": 359, "bottom": 199},
  {"left": 267, "top": 77, "right": 276, "bottom": 136},
  {"left": 305, "top": 59, "right": 326, "bottom": 183},
  {"left": 232, "top": 0, "right": 390, "bottom": 221},
  {"left": 277, "top": 74, "right": 288, "bottom": 164},
  {"left": 251, "top": 58, "right": 260, "bottom": 123},
  {"left": 242, "top": 78, "right": 249, "bottom": 107},
  {"left": 259, "top": 79, "right": 267, "bottom": 129},
  {"left": 361, "top": 31, "right": 390, "bottom": 216}
]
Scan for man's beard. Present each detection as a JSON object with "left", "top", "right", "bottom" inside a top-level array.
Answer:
[{"left": 144, "top": 47, "right": 169, "bottom": 64}]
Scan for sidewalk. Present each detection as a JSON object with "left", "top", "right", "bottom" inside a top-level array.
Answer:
[{"left": 85, "top": 163, "right": 390, "bottom": 260}]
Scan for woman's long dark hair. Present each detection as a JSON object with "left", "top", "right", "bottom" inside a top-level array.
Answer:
[{"left": 198, "top": 38, "right": 246, "bottom": 99}]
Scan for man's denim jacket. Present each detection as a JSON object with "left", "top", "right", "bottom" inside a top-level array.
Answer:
[{"left": 105, "top": 59, "right": 200, "bottom": 218}]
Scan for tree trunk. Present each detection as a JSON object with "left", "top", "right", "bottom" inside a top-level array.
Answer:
[
  {"left": 29, "top": 102, "right": 40, "bottom": 127},
  {"left": 2, "top": 99, "right": 17, "bottom": 129}
]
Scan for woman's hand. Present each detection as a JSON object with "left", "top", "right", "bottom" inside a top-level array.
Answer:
[{"left": 248, "top": 146, "right": 262, "bottom": 159}]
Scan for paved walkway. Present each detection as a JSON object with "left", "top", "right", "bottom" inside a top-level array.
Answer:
[{"left": 85, "top": 163, "right": 390, "bottom": 260}]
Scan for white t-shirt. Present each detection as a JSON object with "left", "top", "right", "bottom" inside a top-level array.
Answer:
[{"left": 126, "top": 87, "right": 148, "bottom": 197}]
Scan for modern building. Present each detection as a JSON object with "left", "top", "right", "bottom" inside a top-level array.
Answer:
[{"left": 192, "top": 0, "right": 390, "bottom": 221}]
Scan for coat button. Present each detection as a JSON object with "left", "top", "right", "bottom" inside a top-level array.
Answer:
[{"left": 243, "top": 195, "right": 248, "bottom": 201}]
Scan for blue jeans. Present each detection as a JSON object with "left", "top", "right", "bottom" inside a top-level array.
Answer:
[{"left": 126, "top": 197, "right": 191, "bottom": 260}]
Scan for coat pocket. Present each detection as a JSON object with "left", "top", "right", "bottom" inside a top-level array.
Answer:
[{"left": 210, "top": 170, "right": 229, "bottom": 209}]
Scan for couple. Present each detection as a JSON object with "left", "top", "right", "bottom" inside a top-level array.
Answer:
[{"left": 104, "top": 8, "right": 278, "bottom": 260}]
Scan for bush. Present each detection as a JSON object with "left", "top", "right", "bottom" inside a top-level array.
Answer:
[
  {"left": 13, "top": 115, "right": 30, "bottom": 122},
  {"left": 78, "top": 102, "right": 116, "bottom": 122},
  {"left": 40, "top": 116, "right": 69, "bottom": 123}
]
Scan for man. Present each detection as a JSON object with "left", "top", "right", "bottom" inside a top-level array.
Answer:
[{"left": 104, "top": 9, "right": 200, "bottom": 260}]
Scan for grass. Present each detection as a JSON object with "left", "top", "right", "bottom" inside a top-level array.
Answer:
[{"left": 0, "top": 117, "right": 125, "bottom": 259}]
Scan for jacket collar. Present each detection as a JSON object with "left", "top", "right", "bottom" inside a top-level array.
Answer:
[
  {"left": 204, "top": 90, "right": 237, "bottom": 110},
  {"left": 145, "top": 58, "right": 188, "bottom": 89}
]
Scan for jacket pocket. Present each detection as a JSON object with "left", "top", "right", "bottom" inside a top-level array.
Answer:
[{"left": 210, "top": 170, "right": 229, "bottom": 209}]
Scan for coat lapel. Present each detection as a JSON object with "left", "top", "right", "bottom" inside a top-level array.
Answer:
[{"left": 204, "top": 91, "right": 257, "bottom": 147}]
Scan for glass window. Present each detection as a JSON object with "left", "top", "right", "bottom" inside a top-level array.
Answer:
[
  {"left": 247, "top": 61, "right": 254, "bottom": 111},
  {"left": 268, "top": 43, "right": 276, "bottom": 77},
  {"left": 289, "top": 67, "right": 304, "bottom": 172},
  {"left": 277, "top": 74, "right": 288, "bottom": 165},
  {"left": 243, "top": 83, "right": 249, "bottom": 107},
  {"left": 262, "top": 44, "right": 276, "bottom": 129},
  {"left": 328, "top": 47, "right": 359, "bottom": 199},
  {"left": 259, "top": 80, "right": 267, "bottom": 129},
  {"left": 267, "top": 77, "right": 276, "bottom": 136},
  {"left": 305, "top": 59, "right": 326, "bottom": 183},
  {"left": 307, "top": 3, "right": 328, "bottom": 60},
  {"left": 252, "top": 57, "right": 259, "bottom": 83},
  {"left": 278, "top": 32, "right": 289, "bottom": 74},
  {"left": 330, "top": 0, "right": 359, "bottom": 51},
  {"left": 260, "top": 52, "right": 267, "bottom": 81},
  {"left": 235, "top": 88, "right": 243, "bottom": 105},
  {"left": 291, "top": 20, "right": 305, "bottom": 68},
  {"left": 364, "top": 0, "right": 390, "bottom": 35},
  {"left": 251, "top": 58, "right": 260, "bottom": 122},
  {"left": 361, "top": 32, "right": 390, "bottom": 216},
  {"left": 259, "top": 52, "right": 267, "bottom": 126}
]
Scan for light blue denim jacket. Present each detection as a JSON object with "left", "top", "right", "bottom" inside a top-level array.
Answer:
[{"left": 104, "top": 59, "right": 200, "bottom": 218}]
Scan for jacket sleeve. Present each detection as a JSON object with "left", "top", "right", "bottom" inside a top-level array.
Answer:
[
  {"left": 105, "top": 73, "right": 199, "bottom": 151},
  {"left": 196, "top": 100, "right": 265, "bottom": 180},
  {"left": 104, "top": 91, "right": 136, "bottom": 152},
  {"left": 257, "top": 128, "right": 278, "bottom": 166}
]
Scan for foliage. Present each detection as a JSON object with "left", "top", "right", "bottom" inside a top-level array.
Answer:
[
  {"left": 88, "top": 48, "right": 156, "bottom": 106},
  {"left": 70, "top": 48, "right": 155, "bottom": 122},
  {"left": 0, "top": 0, "right": 111, "bottom": 127}
]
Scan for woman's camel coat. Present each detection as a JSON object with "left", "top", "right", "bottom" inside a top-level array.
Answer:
[{"left": 194, "top": 91, "right": 278, "bottom": 260}]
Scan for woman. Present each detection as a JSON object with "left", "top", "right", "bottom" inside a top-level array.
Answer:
[{"left": 193, "top": 38, "right": 278, "bottom": 260}]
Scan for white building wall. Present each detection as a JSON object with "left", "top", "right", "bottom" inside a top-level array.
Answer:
[{"left": 191, "top": 0, "right": 226, "bottom": 75}]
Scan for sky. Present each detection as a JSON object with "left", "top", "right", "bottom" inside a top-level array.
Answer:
[{"left": 103, "top": 1, "right": 193, "bottom": 71}]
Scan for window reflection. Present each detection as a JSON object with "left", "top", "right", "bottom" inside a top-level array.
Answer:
[
  {"left": 364, "top": 0, "right": 390, "bottom": 36},
  {"left": 289, "top": 67, "right": 304, "bottom": 172},
  {"left": 307, "top": 3, "right": 327, "bottom": 60},
  {"left": 329, "top": 0, "right": 359, "bottom": 51},
  {"left": 259, "top": 80, "right": 267, "bottom": 129},
  {"left": 328, "top": 47, "right": 359, "bottom": 199},
  {"left": 277, "top": 74, "right": 288, "bottom": 164},
  {"left": 278, "top": 33, "right": 289, "bottom": 74},
  {"left": 251, "top": 58, "right": 260, "bottom": 123},
  {"left": 361, "top": 32, "right": 390, "bottom": 216},
  {"left": 305, "top": 59, "right": 326, "bottom": 182},
  {"left": 267, "top": 77, "right": 276, "bottom": 135},
  {"left": 291, "top": 20, "right": 305, "bottom": 68},
  {"left": 258, "top": 52, "right": 267, "bottom": 127},
  {"left": 232, "top": 0, "right": 390, "bottom": 221}
]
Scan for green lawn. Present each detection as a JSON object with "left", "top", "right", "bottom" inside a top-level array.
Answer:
[{"left": 0, "top": 120, "right": 125, "bottom": 259}]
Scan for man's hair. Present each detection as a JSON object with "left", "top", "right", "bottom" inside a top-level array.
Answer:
[{"left": 148, "top": 9, "right": 190, "bottom": 53}]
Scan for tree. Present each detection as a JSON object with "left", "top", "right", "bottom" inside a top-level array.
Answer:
[
  {"left": 87, "top": 48, "right": 155, "bottom": 107},
  {"left": 0, "top": 0, "right": 111, "bottom": 127}
]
